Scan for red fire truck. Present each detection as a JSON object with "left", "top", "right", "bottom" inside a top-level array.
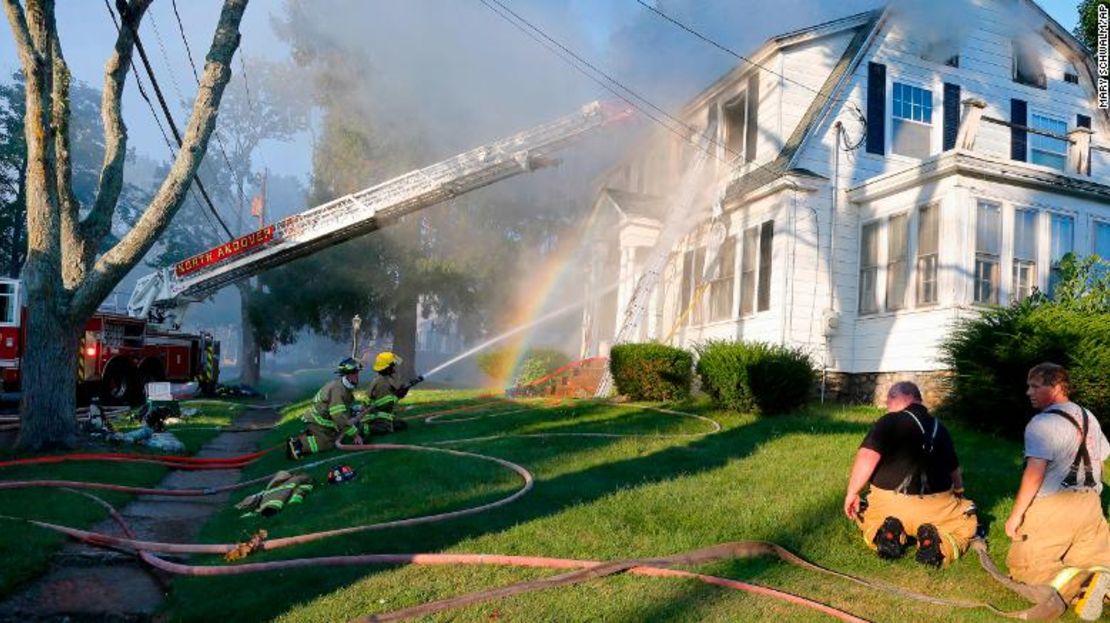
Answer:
[{"left": 0, "top": 277, "right": 218, "bottom": 405}]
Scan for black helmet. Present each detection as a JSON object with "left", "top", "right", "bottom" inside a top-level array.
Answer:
[{"left": 336, "top": 357, "right": 362, "bottom": 375}]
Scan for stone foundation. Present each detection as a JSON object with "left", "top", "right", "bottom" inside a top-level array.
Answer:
[{"left": 821, "top": 370, "right": 953, "bottom": 409}]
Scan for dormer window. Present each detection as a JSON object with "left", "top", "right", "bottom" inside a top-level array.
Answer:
[
  {"left": 1064, "top": 63, "right": 1079, "bottom": 84},
  {"left": 891, "top": 82, "right": 933, "bottom": 158},
  {"left": 722, "top": 93, "right": 747, "bottom": 162},
  {"left": 1012, "top": 40, "right": 1046, "bottom": 88},
  {"left": 921, "top": 39, "right": 959, "bottom": 67}
]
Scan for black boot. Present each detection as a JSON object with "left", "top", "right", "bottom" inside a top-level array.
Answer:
[
  {"left": 915, "top": 523, "right": 945, "bottom": 567},
  {"left": 873, "top": 516, "right": 908, "bottom": 560}
]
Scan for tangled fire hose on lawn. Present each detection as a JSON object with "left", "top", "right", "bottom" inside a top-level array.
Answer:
[{"left": 0, "top": 399, "right": 1063, "bottom": 621}]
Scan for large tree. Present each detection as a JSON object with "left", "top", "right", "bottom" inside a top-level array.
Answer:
[
  {"left": 4, "top": 0, "right": 248, "bottom": 450},
  {"left": 1075, "top": 0, "right": 1110, "bottom": 51}
]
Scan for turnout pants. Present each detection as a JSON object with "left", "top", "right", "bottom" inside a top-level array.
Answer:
[
  {"left": 1007, "top": 490, "right": 1110, "bottom": 601},
  {"left": 857, "top": 487, "right": 977, "bottom": 565},
  {"left": 296, "top": 423, "right": 349, "bottom": 455}
]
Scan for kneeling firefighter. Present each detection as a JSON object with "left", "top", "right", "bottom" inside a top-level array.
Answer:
[
  {"left": 363, "top": 351, "right": 423, "bottom": 435},
  {"left": 287, "top": 357, "right": 365, "bottom": 459}
]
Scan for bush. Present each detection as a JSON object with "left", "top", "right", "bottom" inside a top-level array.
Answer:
[
  {"left": 695, "top": 340, "right": 816, "bottom": 415},
  {"left": 940, "top": 300, "right": 1110, "bottom": 439},
  {"left": 517, "top": 348, "right": 571, "bottom": 385},
  {"left": 476, "top": 348, "right": 514, "bottom": 382},
  {"left": 609, "top": 343, "right": 692, "bottom": 401}
]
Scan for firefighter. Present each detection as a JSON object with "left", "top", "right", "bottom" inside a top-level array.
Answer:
[
  {"left": 362, "top": 351, "right": 423, "bottom": 435},
  {"left": 286, "top": 357, "right": 365, "bottom": 459}
]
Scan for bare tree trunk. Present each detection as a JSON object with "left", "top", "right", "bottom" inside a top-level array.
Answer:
[
  {"left": 16, "top": 294, "right": 79, "bottom": 449},
  {"left": 391, "top": 289, "right": 418, "bottom": 381},
  {"left": 8, "top": 165, "right": 26, "bottom": 277},
  {"left": 237, "top": 281, "right": 260, "bottom": 386}
]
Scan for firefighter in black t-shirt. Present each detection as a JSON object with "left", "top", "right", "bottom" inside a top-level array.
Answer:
[{"left": 843, "top": 381, "right": 978, "bottom": 567}]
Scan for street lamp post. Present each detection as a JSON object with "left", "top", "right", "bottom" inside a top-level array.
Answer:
[{"left": 351, "top": 314, "right": 362, "bottom": 359}]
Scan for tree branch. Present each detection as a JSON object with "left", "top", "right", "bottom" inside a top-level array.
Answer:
[
  {"left": 1, "top": 0, "right": 35, "bottom": 65},
  {"left": 50, "top": 32, "right": 84, "bottom": 287},
  {"left": 71, "top": 0, "right": 248, "bottom": 321},
  {"left": 81, "top": 0, "right": 150, "bottom": 256}
]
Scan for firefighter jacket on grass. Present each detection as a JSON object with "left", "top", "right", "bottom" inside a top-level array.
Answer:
[{"left": 235, "top": 471, "right": 314, "bottom": 517}]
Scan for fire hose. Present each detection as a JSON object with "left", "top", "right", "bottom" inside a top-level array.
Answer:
[{"left": 0, "top": 400, "right": 1065, "bottom": 620}]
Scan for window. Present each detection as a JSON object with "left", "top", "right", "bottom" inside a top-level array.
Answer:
[
  {"left": 916, "top": 204, "right": 939, "bottom": 305},
  {"left": 859, "top": 221, "right": 881, "bottom": 314},
  {"left": 740, "top": 227, "right": 758, "bottom": 316},
  {"left": 974, "top": 201, "right": 1001, "bottom": 304},
  {"left": 1048, "top": 214, "right": 1074, "bottom": 295},
  {"left": 1011, "top": 208, "right": 1037, "bottom": 302},
  {"left": 1012, "top": 40, "right": 1046, "bottom": 88},
  {"left": 886, "top": 213, "right": 909, "bottom": 310},
  {"left": 722, "top": 94, "right": 747, "bottom": 161},
  {"left": 679, "top": 247, "right": 706, "bottom": 325},
  {"left": 921, "top": 39, "right": 959, "bottom": 67},
  {"left": 757, "top": 221, "right": 774, "bottom": 311},
  {"left": 0, "top": 281, "right": 15, "bottom": 325},
  {"left": 891, "top": 82, "right": 933, "bottom": 158},
  {"left": 1030, "top": 114, "right": 1067, "bottom": 171},
  {"left": 1096, "top": 221, "right": 1110, "bottom": 260},
  {"left": 708, "top": 236, "right": 736, "bottom": 321}
]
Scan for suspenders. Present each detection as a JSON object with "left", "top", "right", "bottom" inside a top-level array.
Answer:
[
  {"left": 1043, "top": 407, "right": 1098, "bottom": 489},
  {"left": 895, "top": 409, "right": 940, "bottom": 495}
]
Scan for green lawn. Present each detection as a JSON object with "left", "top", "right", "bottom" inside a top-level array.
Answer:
[
  {"left": 154, "top": 392, "right": 1076, "bottom": 622},
  {"left": 0, "top": 400, "right": 240, "bottom": 596}
]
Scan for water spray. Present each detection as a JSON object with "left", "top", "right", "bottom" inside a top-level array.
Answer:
[{"left": 417, "top": 282, "right": 620, "bottom": 381}]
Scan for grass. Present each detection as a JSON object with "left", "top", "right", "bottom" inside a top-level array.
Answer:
[
  {"left": 154, "top": 391, "right": 1080, "bottom": 623},
  {"left": 0, "top": 400, "right": 241, "bottom": 596}
]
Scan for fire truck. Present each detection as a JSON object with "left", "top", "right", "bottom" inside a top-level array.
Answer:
[{"left": 0, "top": 101, "right": 631, "bottom": 405}]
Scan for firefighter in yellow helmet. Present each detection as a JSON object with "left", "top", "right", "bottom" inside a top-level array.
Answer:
[
  {"left": 286, "top": 357, "right": 366, "bottom": 459},
  {"left": 362, "top": 351, "right": 423, "bottom": 435}
]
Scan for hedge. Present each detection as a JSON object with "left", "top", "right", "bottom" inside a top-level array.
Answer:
[
  {"left": 940, "top": 301, "right": 1110, "bottom": 439},
  {"left": 695, "top": 340, "right": 817, "bottom": 415},
  {"left": 609, "top": 343, "right": 692, "bottom": 400}
]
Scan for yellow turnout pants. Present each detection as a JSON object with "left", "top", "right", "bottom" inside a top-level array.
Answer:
[
  {"left": 1007, "top": 490, "right": 1110, "bottom": 601},
  {"left": 856, "top": 487, "right": 977, "bottom": 565}
]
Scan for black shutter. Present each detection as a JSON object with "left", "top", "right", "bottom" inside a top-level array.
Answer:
[
  {"left": 943, "top": 83, "right": 961, "bottom": 151},
  {"left": 1010, "top": 98, "right": 1027, "bottom": 162},
  {"left": 1078, "top": 114, "right": 1092, "bottom": 129},
  {"left": 746, "top": 74, "right": 759, "bottom": 162},
  {"left": 866, "top": 62, "right": 886, "bottom": 155}
]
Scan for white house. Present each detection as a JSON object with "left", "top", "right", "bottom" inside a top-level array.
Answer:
[{"left": 580, "top": 1, "right": 1110, "bottom": 404}]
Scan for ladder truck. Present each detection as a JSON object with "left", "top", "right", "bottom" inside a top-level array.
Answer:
[{"left": 0, "top": 101, "right": 631, "bottom": 404}]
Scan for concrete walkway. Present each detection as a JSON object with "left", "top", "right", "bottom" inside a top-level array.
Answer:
[{"left": 0, "top": 405, "right": 280, "bottom": 622}]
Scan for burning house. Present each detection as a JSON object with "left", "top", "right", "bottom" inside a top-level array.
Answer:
[{"left": 580, "top": 1, "right": 1110, "bottom": 404}]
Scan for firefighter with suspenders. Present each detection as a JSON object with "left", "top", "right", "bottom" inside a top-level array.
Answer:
[
  {"left": 286, "top": 357, "right": 366, "bottom": 459},
  {"left": 362, "top": 351, "right": 422, "bottom": 435}
]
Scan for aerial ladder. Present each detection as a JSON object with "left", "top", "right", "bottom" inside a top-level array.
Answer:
[
  {"left": 127, "top": 101, "right": 633, "bottom": 324},
  {"left": 594, "top": 122, "right": 720, "bottom": 397}
]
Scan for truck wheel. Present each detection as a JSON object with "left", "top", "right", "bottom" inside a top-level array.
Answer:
[{"left": 101, "top": 364, "right": 140, "bottom": 406}]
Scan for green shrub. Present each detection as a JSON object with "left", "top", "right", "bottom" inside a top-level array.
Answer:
[
  {"left": 609, "top": 343, "right": 692, "bottom": 400},
  {"left": 517, "top": 348, "right": 571, "bottom": 385},
  {"left": 476, "top": 347, "right": 514, "bottom": 382},
  {"left": 695, "top": 340, "right": 816, "bottom": 415},
  {"left": 940, "top": 300, "right": 1110, "bottom": 439}
]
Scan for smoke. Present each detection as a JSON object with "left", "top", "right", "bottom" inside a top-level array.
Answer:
[{"left": 270, "top": 0, "right": 895, "bottom": 368}]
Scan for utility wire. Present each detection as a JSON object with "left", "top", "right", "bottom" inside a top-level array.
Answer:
[
  {"left": 476, "top": 0, "right": 741, "bottom": 166},
  {"left": 633, "top": 0, "right": 862, "bottom": 110},
  {"left": 105, "top": 0, "right": 234, "bottom": 241},
  {"left": 101, "top": 0, "right": 223, "bottom": 243}
]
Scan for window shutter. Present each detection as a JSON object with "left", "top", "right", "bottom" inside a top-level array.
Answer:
[
  {"left": 1010, "top": 98, "right": 1027, "bottom": 162},
  {"left": 1077, "top": 114, "right": 1092, "bottom": 129},
  {"left": 866, "top": 62, "right": 886, "bottom": 155},
  {"left": 746, "top": 74, "right": 759, "bottom": 162},
  {"left": 943, "top": 83, "right": 960, "bottom": 151}
]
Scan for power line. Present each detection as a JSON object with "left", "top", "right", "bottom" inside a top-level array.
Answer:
[
  {"left": 104, "top": 0, "right": 234, "bottom": 241},
  {"left": 167, "top": 0, "right": 244, "bottom": 232},
  {"left": 476, "top": 0, "right": 741, "bottom": 166},
  {"left": 633, "top": 0, "right": 861, "bottom": 110},
  {"left": 101, "top": 0, "right": 222, "bottom": 243}
]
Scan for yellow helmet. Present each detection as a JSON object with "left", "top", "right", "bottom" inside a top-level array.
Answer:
[{"left": 373, "top": 351, "right": 402, "bottom": 372}]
